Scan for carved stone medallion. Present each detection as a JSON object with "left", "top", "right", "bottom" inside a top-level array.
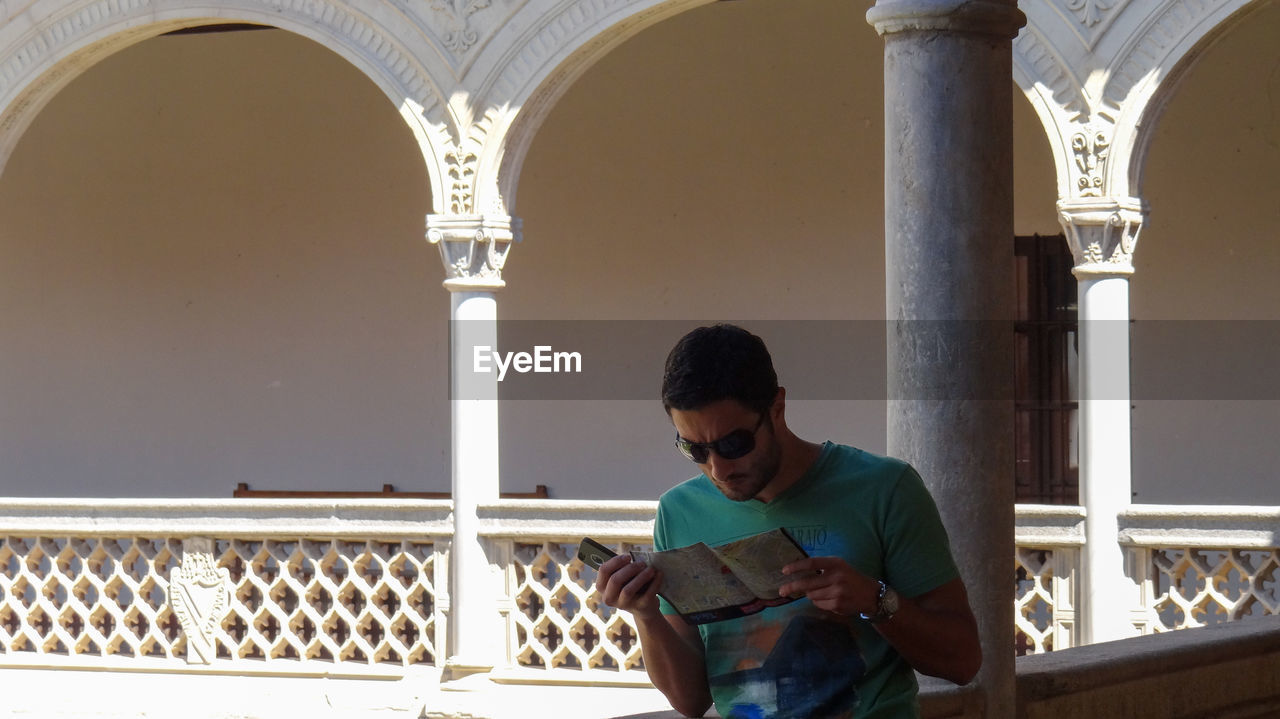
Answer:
[{"left": 168, "top": 537, "right": 233, "bottom": 664}]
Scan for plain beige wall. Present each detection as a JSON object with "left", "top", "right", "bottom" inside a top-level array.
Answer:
[
  {"left": 506, "top": 0, "right": 892, "bottom": 497},
  {"left": 1128, "top": 0, "right": 1280, "bottom": 504},
  {"left": 0, "top": 0, "right": 1274, "bottom": 501},
  {"left": 0, "top": 28, "right": 449, "bottom": 497}
]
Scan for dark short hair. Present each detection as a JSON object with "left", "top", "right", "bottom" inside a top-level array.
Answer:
[{"left": 661, "top": 324, "right": 779, "bottom": 414}]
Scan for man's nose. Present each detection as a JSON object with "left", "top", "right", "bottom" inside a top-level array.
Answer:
[{"left": 705, "top": 451, "right": 736, "bottom": 479}]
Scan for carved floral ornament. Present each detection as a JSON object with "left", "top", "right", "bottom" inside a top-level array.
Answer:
[
  {"left": 1071, "top": 126, "right": 1110, "bottom": 197},
  {"left": 1049, "top": 0, "right": 1131, "bottom": 50},
  {"left": 430, "top": 0, "right": 494, "bottom": 54},
  {"left": 445, "top": 147, "right": 479, "bottom": 215},
  {"left": 1064, "top": 0, "right": 1118, "bottom": 28}
]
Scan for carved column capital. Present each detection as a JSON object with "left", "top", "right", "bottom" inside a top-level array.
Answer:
[
  {"left": 867, "top": 0, "right": 1025, "bottom": 37},
  {"left": 426, "top": 214, "right": 521, "bottom": 292},
  {"left": 1058, "top": 197, "right": 1145, "bottom": 277}
]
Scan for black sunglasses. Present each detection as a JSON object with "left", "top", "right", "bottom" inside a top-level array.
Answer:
[{"left": 675, "top": 414, "right": 767, "bottom": 464}]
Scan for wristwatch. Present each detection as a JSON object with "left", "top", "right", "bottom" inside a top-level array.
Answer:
[{"left": 859, "top": 580, "right": 900, "bottom": 624}]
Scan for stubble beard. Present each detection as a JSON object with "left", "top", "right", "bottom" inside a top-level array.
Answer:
[{"left": 714, "top": 435, "right": 783, "bottom": 502}]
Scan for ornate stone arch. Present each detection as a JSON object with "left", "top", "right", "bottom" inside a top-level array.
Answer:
[
  {"left": 1, "top": 0, "right": 742, "bottom": 224},
  {"left": 455, "top": 0, "right": 711, "bottom": 217},
  {"left": 1013, "top": 24, "right": 1092, "bottom": 201},
  {"left": 1014, "top": 0, "right": 1263, "bottom": 204},
  {"left": 0, "top": 0, "right": 452, "bottom": 205},
  {"left": 1105, "top": 0, "right": 1264, "bottom": 201}
]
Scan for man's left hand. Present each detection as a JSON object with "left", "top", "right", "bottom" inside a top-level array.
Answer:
[{"left": 778, "top": 556, "right": 880, "bottom": 617}]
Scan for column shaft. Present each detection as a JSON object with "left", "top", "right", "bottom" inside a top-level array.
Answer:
[
  {"left": 873, "top": 3, "right": 1023, "bottom": 715},
  {"left": 445, "top": 290, "right": 502, "bottom": 677},
  {"left": 428, "top": 213, "right": 517, "bottom": 678},
  {"left": 1076, "top": 276, "right": 1138, "bottom": 643},
  {"left": 1058, "top": 197, "right": 1144, "bottom": 645}
]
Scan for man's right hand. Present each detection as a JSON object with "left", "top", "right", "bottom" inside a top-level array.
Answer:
[
  {"left": 595, "top": 554, "right": 664, "bottom": 620},
  {"left": 594, "top": 554, "right": 712, "bottom": 717}
]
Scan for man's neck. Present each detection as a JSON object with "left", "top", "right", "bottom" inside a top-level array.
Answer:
[{"left": 757, "top": 435, "right": 823, "bottom": 503}]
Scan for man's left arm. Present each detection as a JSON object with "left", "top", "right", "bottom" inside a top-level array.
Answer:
[{"left": 779, "top": 558, "right": 982, "bottom": 685}]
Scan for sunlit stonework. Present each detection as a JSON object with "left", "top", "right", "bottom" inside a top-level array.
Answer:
[{"left": 168, "top": 538, "right": 232, "bottom": 664}]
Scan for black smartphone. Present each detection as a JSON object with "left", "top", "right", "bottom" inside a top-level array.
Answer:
[{"left": 577, "top": 537, "right": 617, "bottom": 569}]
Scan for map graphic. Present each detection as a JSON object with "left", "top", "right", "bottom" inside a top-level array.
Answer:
[{"left": 632, "top": 528, "right": 813, "bottom": 624}]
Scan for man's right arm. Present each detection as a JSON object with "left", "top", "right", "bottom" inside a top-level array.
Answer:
[{"left": 596, "top": 555, "right": 712, "bottom": 717}]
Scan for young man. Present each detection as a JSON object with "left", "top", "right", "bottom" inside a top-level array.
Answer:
[{"left": 596, "top": 324, "right": 981, "bottom": 719}]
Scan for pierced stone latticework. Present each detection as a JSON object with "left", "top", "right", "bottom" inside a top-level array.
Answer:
[
  {"left": 1015, "top": 546, "right": 1078, "bottom": 655},
  {"left": 211, "top": 538, "right": 437, "bottom": 665},
  {"left": 0, "top": 536, "right": 184, "bottom": 659},
  {"left": 0, "top": 535, "right": 438, "bottom": 669},
  {"left": 1142, "top": 548, "right": 1280, "bottom": 632},
  {"left": 508, "top": 540, "right": 646, "bottom": 673}
]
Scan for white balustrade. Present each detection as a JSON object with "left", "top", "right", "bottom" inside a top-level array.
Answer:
[
  {"left": 1014, "top": 504, "right": 1085, "bottom": 655},
  {"left": 479, "top": 499, "right": 656, "bottom": 685},
  {"left": 506, "top": 538, "right": 648, "bottom": 674},
  {"left": 1122, "top": 505, "right": 1280, "bottom": 636},
  {"left": 0, "top": 499, "right": 451, "bottom": 677},
  {"left": 0, "top": 499, "right": 1276, "bottom": 680}
]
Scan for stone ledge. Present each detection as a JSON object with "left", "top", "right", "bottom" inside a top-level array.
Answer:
[
  {"left": 1016, "top": 616, "right": 1280, "bottom": 718},
  {"left": 0, "top": 497, "right": 454, "bottom": 537},
  {"left": 1014, "top": 503, "right": 1086, "bottom": 546},
  {"left": 477, "top": 499, "right": 658, "bottom": 540},
  {"left": 1120, "top": 504, "right": 1280, "bottom": 548},
  {"left": 604, "top": 678, "right": 977, "bottom": 719}
]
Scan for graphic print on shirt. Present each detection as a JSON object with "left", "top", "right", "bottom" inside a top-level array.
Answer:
[
  {"left": 709, "top": 613, "right": 864, "bottom": 719},
  {"left": 785, "top": 524, "right": 829, "bottom": 554}
]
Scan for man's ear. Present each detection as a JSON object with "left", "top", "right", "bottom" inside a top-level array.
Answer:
[{"left": 771, "top": 387, "right": 787, "bottom": 424}]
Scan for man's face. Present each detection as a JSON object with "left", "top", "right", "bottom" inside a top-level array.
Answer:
[{"left": 669, "top": 398, "right": 782, "bottom": 502}]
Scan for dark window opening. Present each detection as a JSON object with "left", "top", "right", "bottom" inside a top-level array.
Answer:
[{"left": 1015, "top": 234, "right": 1079, "bottom": 505}]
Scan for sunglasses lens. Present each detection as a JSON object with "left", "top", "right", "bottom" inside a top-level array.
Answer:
[
  {"left": 676, "top": 429, "right": 755, "bottom": 463},
  {"left": 676, "top": 438, "right": 708, "bottom": 463},
  {"left": 714, "top": 430, "right": 755, "bottom": 460}
]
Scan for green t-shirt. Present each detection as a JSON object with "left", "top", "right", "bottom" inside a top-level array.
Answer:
[{"left": 653, "top": 442, "right": 959, "bottom": 719}]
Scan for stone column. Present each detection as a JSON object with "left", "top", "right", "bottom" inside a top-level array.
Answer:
[
  {"left": 427, "top": 213, "right": 519, "bottom": 680},
  {"left": 868, "top": 1, "right": 1024, "bottom": 715},
  {"left": 1059, "top": 197, "right": 1144, "bottom": 644}
]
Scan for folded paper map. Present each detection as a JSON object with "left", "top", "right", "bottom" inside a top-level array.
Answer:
[{"left": 631, "top": 527, "right": 811, "bottom": 624}]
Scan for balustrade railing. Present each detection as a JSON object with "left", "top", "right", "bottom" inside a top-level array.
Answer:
[
  {"left": 1013, "top": 505, "right": 1084, "bottom": 655},
  {"left": 0, "top": 499, "right": 1276, "bottom": 684},
  {"left": 479, "top": 499, "right": 656, "bottom": 684},
  {"left": 0, "top": 499, "right": 451, "bottom": 676},
  {"left": 507, "top": 538, "right": 648, "bottom": 673},
  {"left": 1122, "top": 505, "right": 1280, "bottom": 635}
]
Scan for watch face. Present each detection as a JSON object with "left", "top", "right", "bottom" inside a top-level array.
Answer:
[{"left": 882, "top": 586, "right": 900, "bottom": 615}]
